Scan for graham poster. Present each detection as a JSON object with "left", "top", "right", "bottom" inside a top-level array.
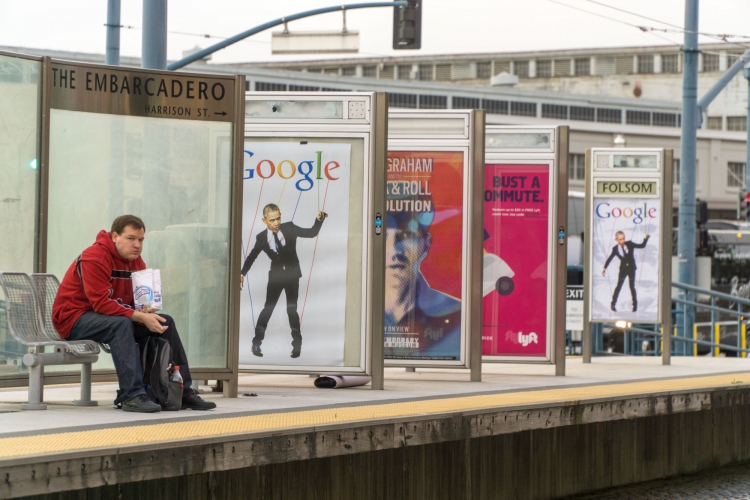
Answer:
[
  {"left": 240, "top": 141, "right": 351, "bottom": 366},
  {"left": 482, "top": 164, "right": 550, "bottom": 358},
  {"left": 591, "top": 197, "right": 660, "bottom": 322},
  {"left": 384, "top": 151, "right": 464, "bottom": 361}
]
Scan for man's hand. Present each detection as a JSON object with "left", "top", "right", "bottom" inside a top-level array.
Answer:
[
  {"left": 602, "top": 268, "right": 606, "bottom": 276},
  {"left": 131, "top": 311, "right": 168, "bottom": 334},
  {"left": 644, "top": 234, "right": 650, "bottom": 239},
  {"left": 240, "top": 275, "right": 244, "bottom": 290},
  {"left": 317, "top": 211, "right": 328, "bottom": 221}
]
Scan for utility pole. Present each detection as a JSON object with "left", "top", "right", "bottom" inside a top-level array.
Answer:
[
  {"left": 676, "top": 0, "right": 699, "bottom": 354},
  {"left": 142, "top": 0, "right": 168, "bottom": 69},
  {"left": 105, "top": 0, "right": 121, "bottom": 66},
  {"left": 745, "top": 62, "right": 750, "bottom": 197}
]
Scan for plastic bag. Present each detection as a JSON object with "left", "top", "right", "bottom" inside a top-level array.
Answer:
[{"left": 131, "top": 269, "right": 163, "bottom": 311}]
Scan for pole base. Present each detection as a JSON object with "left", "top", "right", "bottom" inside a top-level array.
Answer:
[
  {"left": 21, "top": 403, "right": 47, "bottom": 411},
  {"left": 73, "top": 400, "right": 98, "bottom": 407}
]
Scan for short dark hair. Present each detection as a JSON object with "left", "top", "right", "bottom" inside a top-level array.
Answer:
[
  {"left": 111, "top": 215, "right": 145, "bottom": 235},
  {"left": 263, "top": 204, "right": 280, "bottom": 218}
]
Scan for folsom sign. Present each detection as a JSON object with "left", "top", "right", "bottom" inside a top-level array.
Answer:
[
  {"left": 596, "top": 180, "right": 657, "bottom": 195},
  {"left": 49, "top": 62, "right": 235, "bottom": 122}
]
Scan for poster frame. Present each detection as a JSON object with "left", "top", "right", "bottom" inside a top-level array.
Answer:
[
  {"left": 482, "top": 126, "right": 568, "bottom": 376},
  {"left": 385, "top": 109, "right": 483, "bottom": 379},
  {"left": 582, "top": 148, "right": 672, "bottom": 366},
  {"left": 240, "top": 92, "right": 387, "bottom": 389}
]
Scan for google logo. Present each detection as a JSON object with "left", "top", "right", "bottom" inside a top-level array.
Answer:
[
  {"left": 595, "top": 202, "right": 657, "bottom": 224},
  {"left": 243, "top": 150, "right": 340, "bottom": 192}
]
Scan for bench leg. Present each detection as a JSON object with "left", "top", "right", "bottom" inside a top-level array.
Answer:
[
  {"left": 21, "top": 364, "right": 47, "bottom": 410},
  {"left": 73, "top": 363, "right": 98, "bottom": 406}
]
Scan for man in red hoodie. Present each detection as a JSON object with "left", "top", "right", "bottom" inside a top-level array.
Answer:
[{"left": 53, "top": 215, "right": 215, "bottom": 413}]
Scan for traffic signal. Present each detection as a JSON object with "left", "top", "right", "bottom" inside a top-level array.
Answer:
[
  {"left": 739, "top": 191, "right": 750, "bottom": 220},
  {"left": 393, "top": 0, "right": 421, "bottom": 50},
  {"left": 695, "top": 199, "right": 707, "bottom": 225}
]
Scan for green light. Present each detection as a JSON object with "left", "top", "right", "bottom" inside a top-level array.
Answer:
[{"left": 29, "top": 159, "right": 38, "bottom": 170}]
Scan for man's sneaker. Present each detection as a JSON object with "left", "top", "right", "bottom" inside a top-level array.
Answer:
[
  {"left": 182, "top": 389, "right": 216, "bottom": 410},
  {"left": 122, "top": 394, "right": 162, "bottom": 413}
]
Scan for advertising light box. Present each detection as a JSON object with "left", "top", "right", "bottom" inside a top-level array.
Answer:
[
  {"left": 483, "top": 126, "right": 569, "bottom": 375},
  {"left": 241, "top": 93, "right": 387, "bottom": 388},
  {"left": 385, "top": 110, "right": 485, "bottom": 376}
]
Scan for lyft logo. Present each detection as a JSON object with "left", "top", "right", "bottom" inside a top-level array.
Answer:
[{"left": 518, "top": 332, "right": 539, "bottom": 347}]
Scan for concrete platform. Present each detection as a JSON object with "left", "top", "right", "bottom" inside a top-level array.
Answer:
[{"left": 2, "top": 357, "right": 750, "bottom": 499}]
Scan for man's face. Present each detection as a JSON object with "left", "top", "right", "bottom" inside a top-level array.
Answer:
[
  {"left": 385, "top": 226, "right": 431, "bottom": 291},
  {"left": 263, "top": 210, "right": 282, "bottom": 233},
  {"left": 615, "top": 234, "right": 626, "bottom": 246},
  {"left": 111, "top": 225, "right": 144, "bottom": 260}
]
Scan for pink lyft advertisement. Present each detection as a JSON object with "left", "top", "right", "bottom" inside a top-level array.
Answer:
[{"left": 482, "top": 164, "right": 550, "bottom": 358}]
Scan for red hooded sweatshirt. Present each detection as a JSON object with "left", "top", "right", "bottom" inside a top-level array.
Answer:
[{"left": 52, "top": 230, "right": 146, "bottom": 338}]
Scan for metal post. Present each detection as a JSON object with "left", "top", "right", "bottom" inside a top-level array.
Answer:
[
  {"left": 105, "top": 0, "right": 121, "bottom": 66},
  {"left": 677, "top": 0, "right": 699, "bottom": 354},
  {"left": 22, "top": 364, "right": 46, "bottom": 411},
  {"left": 73, "top": 363, "right": 98, "bottom": 406},
  {"left": 745, "top": 63, "right": 750, "bottom": 195},
  {"left": 142, "top": 0, "right": 168, "bottom": 70}
]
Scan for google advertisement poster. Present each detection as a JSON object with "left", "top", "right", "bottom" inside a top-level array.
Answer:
[
  {"left": 384, "top": 151, "right": 464, "bottom": 361},
  {"left": 239, "top": 141, "right": 351, "bottom": 366},
  {"left": 482, "top": 164, "right": 550, "bottom": 358},
  {"left": 591, "top": 197, "right": 660, "bottom": 323}
]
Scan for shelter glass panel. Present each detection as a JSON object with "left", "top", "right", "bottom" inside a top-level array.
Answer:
[
  {"left": 46, "top": 111, "right": 234, "bottom": 371},
  {"left": 0, "top": 54, "right": 42, "bottom": 377}
]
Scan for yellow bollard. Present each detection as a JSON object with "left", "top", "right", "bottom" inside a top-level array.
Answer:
[
  {"left": 714, "top": 324, "right": 720, "bottom": 357},
  {"left": 743, "top": 323, "right": 747, "bottom": 359},
  {"left": 693, "top": 324, "right": 698, "bottom": 357}
]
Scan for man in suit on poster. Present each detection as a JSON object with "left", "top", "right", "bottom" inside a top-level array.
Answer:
[
  {"left": 241, "top": 203, "right": 326, "bottom": 358},
  {"left": 602, "top": 231, "right": 649, "bottom": 312}
]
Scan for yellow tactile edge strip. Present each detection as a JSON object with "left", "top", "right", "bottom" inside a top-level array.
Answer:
[{"left": 1, "top": 372, "right": 748, "bottom": 460}]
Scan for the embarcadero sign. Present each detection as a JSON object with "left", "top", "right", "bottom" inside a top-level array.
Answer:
[{"left": 49, "top": 62, "right": 235, "bottom": 122}]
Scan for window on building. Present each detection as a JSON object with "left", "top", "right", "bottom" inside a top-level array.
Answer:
[
  {"left": 361, "top": 66, "right": 377, "bottom": 78},
  {"left": 569, "top": 154, "right": 585, "bottom": 181},
  {"left": 727, "top": 51, "right": 745, "bottom": 67},
  {"left": 476, "top": 62, "right": 492, "bottom": 79},
  {"left": 306, "top": 68, "right": 322, "bottom": 74},
  {"left": 637, "top": 54, "right": 654, "bottom": 74},
  {"left": 323, "top": 68, "right": 340, "bottom": 76},
  {"left": 510, "top": 101, "right": 537, "bottom": 117},
  {"left": 542, "top": 104, "right": 568, "bottom": 119},
  {"left": 417, "top": 64, "right": 433, "bottom": 81},
  {"left": 570, "top": 106, "right": 595, "bottom": 121},
  {"left": 435, "top": 64, "right": 452, "bottom": 81},
  {"left": 673, "top": 159, "right": 699, "bottom": 185},
  {"left": 597, "top": 108, "right": 622, "bottom": 123},
  {"left": 453, "top": 97, "right": 480, "bottom": 109},
  {"left": 707, "top": 117, "right": 723, "bottom": 130},
  {"left": 513, "top": 60, "right": 529, "bottom": 78},
  {"left": 536, "top": 59, "right": 552, "bottom": 77},
  {"left": 728, "top": 162, "right": 746, "bottom": 188},
  {"left": 661, "top": 54, "right": 680, "bottom": 73},
  {"left": 255, "top": 82, "right": 288, "bottom": 91},
  {"left": 594, "top": 56, "right": 615, "bottom": 75},
  {"left": 397, "top": 64, "right": 412, "bottom": 80},
  {"left": 418, "top": 95, "right": 447, "bottom": 109},
  {"left": 289, "top": 84, "right": 319, "bottom": 91},
  {"left": 727, "top": 116, "right": 747, "bottom": 131},
  {"left": 574, "top": 58, "right": 590, "bottom": 76},
  {"left": 388, "top": 93, "right": 418, "bottom": 109},
  {"left": 702, "top": 53, "right": 720, "bottom": 72},
  {"left": 653, "top": 112, "right": 679, "bottom": 127},
  {"left": 615, "top": 56, "right": 634, "bottom": 74},
  {"left": 626, "top": 110, "right": 651, "bottom": 125},
  {"left": 482, "top": 99, "right": 509, "bottom": 115},
  {"left": 380, "top": 65, "right": 395, "bottom": 79},
  {"left": 493, "top": 61, "right": 510, "bottom": 75},
  {"left": 341, "top": 66, "right": 356, "bottom": 76},
  {"left": 554, "top": 59, "right": 571, "bottom": 76}
]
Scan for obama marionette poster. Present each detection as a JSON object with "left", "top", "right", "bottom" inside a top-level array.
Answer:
[{"left": 239, "top": 141, "right": 352, "bottom": 366}]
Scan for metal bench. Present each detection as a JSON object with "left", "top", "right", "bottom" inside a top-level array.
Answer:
[{"left": 0, "top": 272, "right": 100, "bottom": 410}]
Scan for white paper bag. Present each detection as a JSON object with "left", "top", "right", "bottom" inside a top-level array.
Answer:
[{"left": 132, "top": 269, "right": 163, "bottom": 311}]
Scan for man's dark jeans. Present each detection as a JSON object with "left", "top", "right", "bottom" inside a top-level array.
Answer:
[{"left": 68, "top": 312, "right": 193, "bottom": 403}]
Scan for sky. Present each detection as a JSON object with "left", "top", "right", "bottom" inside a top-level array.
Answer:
[{"left": 2, "top": 0, "right": 750, "bottom": 64}]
